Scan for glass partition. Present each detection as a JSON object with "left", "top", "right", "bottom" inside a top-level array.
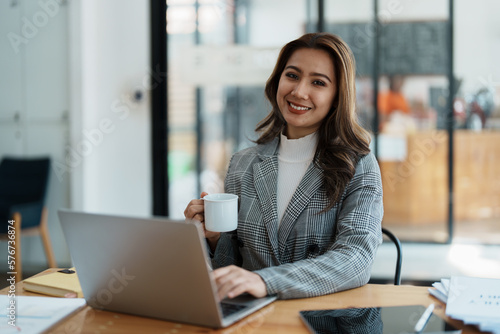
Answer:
[
  {"left": 324, "top": 0, "right": 451, "bottom": 242},
  {"left": 164, "top": 0, "right": 500, "bottom": 245},
  {"left": 376, "top": 1, "right": 451, "bottom": 242},
  {"left": 167, "top": 0, "right": 310, "bottom": 218}
]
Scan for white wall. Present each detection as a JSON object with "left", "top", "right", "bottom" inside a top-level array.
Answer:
[
  {"left": 0, "top": 0, "right": 72, "bottom": 271},
  {"left": 378, "top": 0, "right": 447, "bottom": 21},
  {"left": 69, "top": 0, "right": 151, "bottom": 216},
  {"left": 325, "top": 0, "right": 374, "bottom": 22},
  {"left": 454, "top": 0, "right": 500, "bottom": 94},
  {"left": 248, "top": 0, "right": 307, "bottom": 47},
  {"left": 0, "top": 0, "right": 151, "bottom": 272}
]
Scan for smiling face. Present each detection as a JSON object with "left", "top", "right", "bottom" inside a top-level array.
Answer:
[{"left": 276, "top": 48, "right": 337, "bottom": 139}]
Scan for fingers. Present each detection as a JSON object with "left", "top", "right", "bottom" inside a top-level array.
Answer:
[
  {"left": 184, "top": 192, "right": 209, "bottom": 221},
  {"left": 184, "top": 201, "right": 204, "bottom": 221},
  {"left": 183, "top": 192, "right": 222, "bottom": 242},
  {"left": 214, "top": 266, "right": 241, "bottom": 300},
  {"left": 213, "top": 266, "right": 267, "bottom": 300}
]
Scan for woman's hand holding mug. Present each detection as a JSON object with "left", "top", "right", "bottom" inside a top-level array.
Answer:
[{"left": 184, "top": 192, "right": 221, "bottom": 250}]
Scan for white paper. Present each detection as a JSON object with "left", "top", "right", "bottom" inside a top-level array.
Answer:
[
  {"left": 441, "top": 278, "right": 450, "bottom": 292},
  {"left": 446, "top": 276, "right": 500, "bottom": 320},
  {"left": 430, "top": 276, "right": 500, "bottom": 334},
  {"left": 0, "top": 295, "right": 86, "bottom": 334},
  {"left": 428, "top": 287, "right": 447, "bottom": 303},
  {"left": 433, "top": 281, "right": 449, "bottom": 298}
]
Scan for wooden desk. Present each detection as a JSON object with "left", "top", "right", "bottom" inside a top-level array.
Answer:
[{"left": 1, "top": 269, "right": 483, "bottom": 333}]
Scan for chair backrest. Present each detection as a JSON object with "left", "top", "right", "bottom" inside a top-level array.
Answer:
[
  {"left": 381, "top": 228, "right": 402, "bottom": 285},
  {"left": 0, "top": 157, "right": 51, "bottom": 229}
]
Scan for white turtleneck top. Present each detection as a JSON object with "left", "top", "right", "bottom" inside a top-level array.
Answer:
[{"left": 277, "top": 132, "right": 318, "bottom": 225}]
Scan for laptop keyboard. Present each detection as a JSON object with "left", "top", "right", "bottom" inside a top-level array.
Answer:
[{"left": 220, "top": 302, "right": 247, "bottom": 317}]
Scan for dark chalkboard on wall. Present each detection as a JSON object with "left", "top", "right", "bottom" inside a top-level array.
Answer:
[
  {"left": 380, "top": 21, "right": 449, "bottom": 75},
  {"left": 328, "top": 22, "right": 375, "bottom": 76},
  {"left": 322, "top": 21, "right": 449, "bottom": 76}
]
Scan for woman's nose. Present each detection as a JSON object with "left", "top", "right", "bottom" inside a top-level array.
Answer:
[{"left": 291, "top": 80, "right": 309, "bottom": 99}]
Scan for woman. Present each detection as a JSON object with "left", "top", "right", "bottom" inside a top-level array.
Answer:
[{"left": 184, "top": 32, "right": 383, "bottom": 300}]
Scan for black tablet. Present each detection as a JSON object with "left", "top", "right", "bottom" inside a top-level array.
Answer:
[{"left": 299, "top": 305, "right": 462, "bottom": 334}]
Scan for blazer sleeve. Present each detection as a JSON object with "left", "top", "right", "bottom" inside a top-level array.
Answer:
[
  {"left": 254, "top": 154, "right": 383, "bottom": 299},
  {"left": 210, "top": 231, "right": 242, "bottom": 268}
]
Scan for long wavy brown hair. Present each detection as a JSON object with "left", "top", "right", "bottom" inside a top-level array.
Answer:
[{"left": 256, "top": 32, "right": 371, "bottom": 210}]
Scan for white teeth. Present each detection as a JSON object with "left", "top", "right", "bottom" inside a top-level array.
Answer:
[{"left": 289, "top": 102, "right": 311, "bottom": 111}]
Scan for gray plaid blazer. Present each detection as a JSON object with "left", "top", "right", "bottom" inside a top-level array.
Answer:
[{"left": 212, "top": 137, "right": 383, "bottom": 299}]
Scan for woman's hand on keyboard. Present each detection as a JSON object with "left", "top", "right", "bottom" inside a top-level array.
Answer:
[{"left": 213, "top": 265, "right": 267, "bottom": 300}]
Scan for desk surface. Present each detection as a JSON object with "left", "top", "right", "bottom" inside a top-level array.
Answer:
[{"left": 1, "top": 269, "right": 484, "bottom": 334}]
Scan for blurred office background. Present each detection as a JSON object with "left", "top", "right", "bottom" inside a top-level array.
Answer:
[{"left": 1, "top": 0, "right": 499, "bottom": 283}]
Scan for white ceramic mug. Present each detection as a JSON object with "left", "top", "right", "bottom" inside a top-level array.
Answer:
[{"left": 203, "top": 193, "right": 238, "bottom": 232}]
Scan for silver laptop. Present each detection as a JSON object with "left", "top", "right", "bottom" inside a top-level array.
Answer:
[{"left": 58, "top": 209, "right": 276, "bottom": 328}]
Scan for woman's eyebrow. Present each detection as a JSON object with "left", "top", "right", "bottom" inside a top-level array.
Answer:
[{"left": 285, "top": 65, "right": 332, "bottom": 83}]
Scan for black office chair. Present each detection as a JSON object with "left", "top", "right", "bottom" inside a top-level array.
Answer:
[
  {"left": 0, "top": 157, "right": 57, "bottom": 282},
  {"left": 381, "top": 228, "right": 402, "bottom": 285}
]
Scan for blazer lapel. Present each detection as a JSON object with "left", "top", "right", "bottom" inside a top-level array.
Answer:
[
  {"left": 278, "top": 163, "right": 323, "bottom": 257},
  {"left": 252, "top": 143, "right": 280, "bottom": 261}
]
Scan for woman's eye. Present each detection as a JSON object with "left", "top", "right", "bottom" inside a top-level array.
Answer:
[
  {"left": 285, "top": 72, "right": 299, "bottom": 80},
  {"left": 313, "top": 80, "right": 326, "bottom": 86}
]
